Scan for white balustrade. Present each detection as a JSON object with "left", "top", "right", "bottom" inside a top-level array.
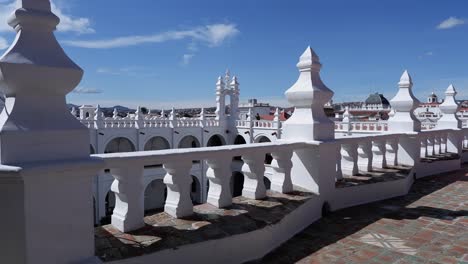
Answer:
[
  {"left": 241, "top": 153, "right": 267, "bottom": 199},
  {"left": 372, "top": 139, "right": 386, "bottom": 168},
  {"left": 385, "top": 138, "right": 398, "bottom": 166},
  {"left": 270, "top": 150, "right": 294, "bottom": 193},
  {"left": 163, "top": 161, "right": 194, "bottom": 218},
  {"left": 110, "top": 165, "right": 145, "bottom": 232},
  {"left": 340, "top": 143, "right": 358, "bottom": 175},
  {"left": 206, "top": 157, "right": 233, "bottom": 207},
  {"left": 357, "top": 141, "right": 372, "bottom": 172}
]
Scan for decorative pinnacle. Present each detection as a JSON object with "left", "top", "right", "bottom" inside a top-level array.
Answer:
[
  {"left": 445, "top": 84, "right": 456, "bottom": 96},
  {"left": 113, "top": 108, "right": 118, "bottom": 118},
  {"left": 296, "top": 46, "right": 321, "bottom": 72},
  {"left": 398, "top": 70, "right": 413, "bottom": 88},
  {"left": 19, "top": 0, "right": 52, "bottom": 11},
  {"left": 216, "top": 76, "right": 224, "bottom": 90},
  {"left": 230, "top": 76, "right": 239, "bottom": 86}
]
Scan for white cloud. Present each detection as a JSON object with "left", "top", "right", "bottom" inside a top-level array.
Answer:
[
  {"left": 0, "top": 0, "right": 94, "bottom": 34},
  {"left": 0, "top": 36, "right": 8, "bottom": 49},
  {"left": 96, "top": 66, "right": 157, "bottom": 77},
  {"left": 436, "top": 17, "right": 465, "bottom": 29},
  {"left": 51, "top": 2, "right": 94, "bottom": 34},
  {"left": 73, "top": 87, "right": 103, "bottom": 94},
  {"left": 64, "top": 23, "right": 239, "bottom": 49},
  {"left": 425, "top": 51, "right": 433, "bottom": 56},
  {"left": 182, "top": 54, "right": 194, "bottom": 65}
]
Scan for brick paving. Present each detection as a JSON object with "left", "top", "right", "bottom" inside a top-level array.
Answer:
[{"left": 253, "top": 165, "right": 468, "bottom": 264}]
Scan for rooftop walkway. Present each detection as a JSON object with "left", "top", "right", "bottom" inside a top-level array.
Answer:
[{"left": 253, "top": 164, "right": 468, "bottom": 264}]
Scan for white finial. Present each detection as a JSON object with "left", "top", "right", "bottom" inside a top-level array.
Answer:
[
  {"left": 398, "top": 70, "right": 413, "bottom": 88},
  {"left": 283, "top": 46, "right": 334, "bottom": 141},
  {"left": 389, "top": 108, "right": 396, "bottom": 118},
  {"left": 169, "top": 107, "right": 175, "bottom": 119},
  {"left": 160, "top": 108, "right": 165, "bottom": 117},
  {"left": 437, "top": 84, "right": 461, "bottom": 129},
  {"left": 216, "top": 76, "right": 225, "bottom": 90},
  {"left": 113, "top": 108, "right": 118, "bottom": 118},
  {"left": 70, "top": 106, "right": 76, "bottom": 115},
  {"left": 199, "top": 108, "right": 205, "bottom": 120},
  {"left": 342, "top": 106, "right": 350, "bottom": 122},
  {"left": 274, "top": 107, "right": 280, "bottom": 121},
  {"left": 388, "top": 70, "right": 421, "bottom": 132}
]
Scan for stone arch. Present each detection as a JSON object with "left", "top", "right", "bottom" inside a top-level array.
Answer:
[
  {"left": 234, "top": 134, "right": 247, "bottom": 145},
  {"left": 255, "top": 136, "right": 273, "bottom": 164},
  {"left": 206, "top": 134, "right": 226, "bottom": 147},
  {"left": 233, "top": 135, "right": 247, "bottom": 161},
  {"left": 101, "top": 191, "right": 116, "bottom": 225},
  {"left": 144, "top": 179, "right": 167, "bottom": 212},
  {"left": 178, "top": 135, "right": 201, "bottom": 149},
  {"left": 230, "top": 171, "right": 244, "bottom": 197},
  {"left": 144, "top": 136, "right": 170, "bottom": 151},
  {"left": 104, "top": 137, "right": 136, "bottom": 153}
]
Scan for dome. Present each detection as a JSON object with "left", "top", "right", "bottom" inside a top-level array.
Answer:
[{"left": 365, "top": 93, "right": 390, "bottom": 106}]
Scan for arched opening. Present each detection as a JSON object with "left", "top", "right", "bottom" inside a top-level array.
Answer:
[
  {"left": 102, "top": 191, "right": 115, "bottom": 225},
  {"left": 233, "top": 135, "right": 247, "bottom": 161},
  {"left": 207, "top": 134, "right": 226, "bottom": 147},
  {"left": 191, "top": 176, "right": 202, "bottom": 204},
  {"left": 104, "top": 137, "right": 135, "bottom": 153},
  {"left": 90, "top": 145, "right": 96, "bottom": 155},
  {"left": 178, "top": 136, "right": 201, "bottom": 149},
  {"left": 144, "top": 179, "right": 167, "bottom": 213},
  {"left": 85, "top": 112, "right": 90, "bottom": 118},
  {"left": 255, "top": 136, "right": 273, "bottom": 164},
  {"left": 179, "top": 136, "right": 201, "bottom": 163},
  {"left": 230, "top": 171, "right": 244, "bottom": 197},
  {"left": 144, "top": 136, "right": 170, "bottom": 151}
]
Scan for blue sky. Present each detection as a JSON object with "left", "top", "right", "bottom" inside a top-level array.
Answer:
[{"left": 0, "top": 0, "right": 467, "bottom": 108}]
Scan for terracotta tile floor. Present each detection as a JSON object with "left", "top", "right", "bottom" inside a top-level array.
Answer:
[{"left": 253, "top": 165, "right": 468, "bottom": 264}]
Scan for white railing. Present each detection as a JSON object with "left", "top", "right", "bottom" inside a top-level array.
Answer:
[
  {"left": 334, "top": 120, "right": 388, "bottom": 133},
  {"left": 93, "top": 141, "right": 310, "bottom": 232},
  {"left": 335, "top": 133, "right": 401, "bottom": 180}
]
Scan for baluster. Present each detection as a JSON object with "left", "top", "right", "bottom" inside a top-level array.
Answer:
[
  {"left": 163, "top": 161, "right": 193, "bottom": 217},
  {"left": 420, "top": 136, "right": 428, "bottom": 158},
  {"left": 427, "top": 136, "right": 435, "bottom": 156},
  {"left": 241, "top": 153, "right": 266, "bottom": 199},
  {"left": 270, "top": 149, "right": 293, "bottom": 193},
  {"left": 110, "top": 165, "right": 145, "bottom": 232},
  {"left": 357, "top": 141, "right": 373, "bottom": 172},
  {"left": 206, "top": 157, "right": 233, "bottom": 207},
  {"left": 340, "top": 143, "right": 358, "bottom": 175},
  {"left": 372, "top": 139, "right": 386, "bottom": 168},
  {"left": 434, "top": 134, "right": 441, "bottom": 155},
  {"left": 336, "top": 146, "right": 344, "bottom": 180}
]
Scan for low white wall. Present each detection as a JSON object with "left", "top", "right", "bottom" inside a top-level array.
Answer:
[
  {"left": 416, "top": 159, "right": 461, "bottom": 178},
  {"left": 330, "top": 171, "right": 414, "bottom": 211},
  {"left": 112, "top": 195, "right": 323, "bottom": 264}
]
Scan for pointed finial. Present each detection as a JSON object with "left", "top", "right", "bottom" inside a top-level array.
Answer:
[
  {"left": 230, "top": 75, "right": 239, "bottom": 86},
  {"left": 389, "top": 108, "right": 396, "bottom": 118},
  {"left": 297, "top": 46, "right": 321, "bottom": 72},
  {"left": 160, "top": 108, "right": 165, "bottom": 117},
  {"left": 70, "top": 106, "right": 76, "bottom": 115},
  {"left": 113, "top": 108, "right": 118, "bottom": 118},
  {"left": 274, "top": 107, "right": 280, "bottom": 121},
  {"left": 246, "top": 107, "right": 253, "bottom": 121},
  {"left": 216, "top": 76, "right": 225, "bottom": 90},
  {"left": 170, "top": 107, "right": 176, "bottom": 119},
  {"left": 398, "top": 70, "right": 413, "bottom": 88},
  {"left": 445, "top": 84, "right": 456, "bottom": 96},
  {"left": 199, "top": 108, "right": 205, "bottom": 119}
]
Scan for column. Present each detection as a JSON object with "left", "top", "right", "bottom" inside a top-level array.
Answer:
[
  {"left": 340, "top": 143, "right": 358, "bottom": 176},
  {"left": 372, "top": 139, "right": 387, "bottom": 169},
  {"left": 385, "top": 138, "right": 398, "bottom": 166},
  {"left": 163, "top": 161, "right": 193, "bottom": 218},
  {"left": 357, "top": 141, "right": 373, "bottom": 172},
  {"left": 270, "top": 149, "right": 293, "bottom": 193},
  {"left": 206, "top": 157, "right": 233, "bottom": 207},
  {"left": 241, "top": 153, "right": 267, "bottom": 199},
  {"left": 110, "top": 165, "right": 145, "bottom": 232}
]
